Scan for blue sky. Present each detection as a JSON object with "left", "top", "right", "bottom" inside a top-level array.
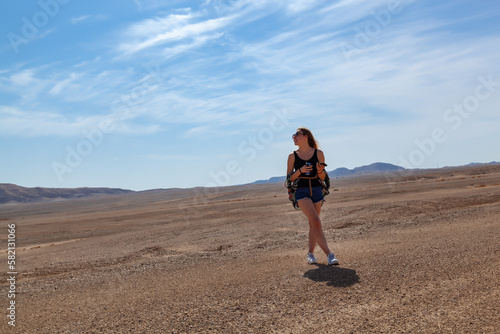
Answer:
[{"left": 1, "top": 0, "right": 499, "bottom": 191}]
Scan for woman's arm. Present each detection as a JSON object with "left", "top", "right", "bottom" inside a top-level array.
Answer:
[
  {"left": 316, "top": 149, "right": 327, "bottom": 181},
  {"left": 287, "top": 153, "right": 302, "bottom": 182}
]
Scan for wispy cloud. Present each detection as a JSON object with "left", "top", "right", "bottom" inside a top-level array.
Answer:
[
  {"left": 0, "top": 63, "right": 167, "bottom": 136},
  {"left": 0, "top": 106, "right": 89, "bottom": 136},
  {"left": 71, "top": 15, "right": 91, "bottom": 25},
  {"left": 71, "top": 14, "right": 107, "bottom": 25},
  {"left": 183, "top": 125, "right": 212, "bottom": 138},
  {"left": 0, "top": 68, "right": 50, "bottom": 103},
  {"left": 73, "top": 56, "right": 101, "bottom": 68},
  {"left": 285, "top": 0, "right": 323, "bottom": 14},
  {"left": 117, "top": 12, "right": 235, "bottom": 55},
  {"left": 0, "top": 104, "right": 163, "bottom": 137},
  {"left": 1, "top": 0, "right": 499, "bottom": 141},
  {"left": 132, "top": 0, "right": 183, "bottom": 11},
  {"left": 104, "top": 0, "right": 497, "bottom": 140},
  {"left": 48, "top": 73, "right": 81, "bottom": 95}
]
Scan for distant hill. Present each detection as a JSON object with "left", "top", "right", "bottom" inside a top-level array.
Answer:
[
  {"left": 0, "top": 184, "right": 133, "bottom": 204},
  {"left": 3, "top": 161, "right": 497, "bottom": 204},
  {"left": 349, "top": 162, "right": 405, "bottom": 175},
  {"left": 252, "top": 162, "right": 405, "bottom": 184},
  {"left": 465, "top": 161, "right": 499, "bottom": 166}
]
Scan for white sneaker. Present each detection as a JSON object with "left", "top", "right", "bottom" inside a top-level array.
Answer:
[
  {"left": 307, "top": 252, "right": 317, "bottom": 264},
  {"left": 327, "top": 253, "right": 339, "bottom": 266}
]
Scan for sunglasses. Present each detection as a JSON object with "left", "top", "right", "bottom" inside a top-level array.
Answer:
[{"left": 292, "top": 131, "right": 304, "bottom": 138}]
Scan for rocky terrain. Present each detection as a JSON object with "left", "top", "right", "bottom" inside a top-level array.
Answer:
[{"left": 1, "top": 165, "right": 499, "bottom": 333}]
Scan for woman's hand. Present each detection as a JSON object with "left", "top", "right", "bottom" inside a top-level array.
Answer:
[
  {"left": 300, "top": 163, "right": 313, "bottom": 174},
  {"left": 316, "top": 162, "right": 325, "bottom": 174}
]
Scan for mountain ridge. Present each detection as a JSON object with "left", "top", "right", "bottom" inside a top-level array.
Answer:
[
  {"left": 2, "top": 161, "right": 499, "bottom": 204},
  {"left": 0, "top": 184, "right": 133, "bottom": 205},
  {"left": 252, "top": 162, "right": 405, "bottom": 184}
]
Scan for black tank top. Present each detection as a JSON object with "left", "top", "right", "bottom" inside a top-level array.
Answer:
[{"left": 293, "top": 149, "right": 321, "bottom": 188}]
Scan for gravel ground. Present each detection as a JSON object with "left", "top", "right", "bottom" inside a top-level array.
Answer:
[{"left": 1, "top": 166, "right": 499, "bottom": 333}]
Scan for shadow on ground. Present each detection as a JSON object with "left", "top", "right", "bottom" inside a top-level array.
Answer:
[{"left": 303, "top": 264, "right": 360, "bottom": 287}]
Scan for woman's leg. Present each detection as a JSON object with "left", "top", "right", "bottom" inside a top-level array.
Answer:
[
  {"left": 310, "top": 200, "right": 323, "bottom": 252},
  {"left": 307, "top": 200, "right": 323, "bottom": 253},
  {"left": 298, "top": 198, "right": 331, "bottom": 256}
]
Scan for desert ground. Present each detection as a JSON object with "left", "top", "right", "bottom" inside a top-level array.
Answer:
[{"left": 1, "top": 165, "right": 499, "bottom": 333}]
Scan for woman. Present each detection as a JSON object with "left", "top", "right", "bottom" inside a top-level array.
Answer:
[{"left": 286, "top": 127, "right": 339, "bottom": 265}]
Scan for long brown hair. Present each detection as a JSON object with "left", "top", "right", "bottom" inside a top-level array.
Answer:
[{"left": 297, "top": 127, "right": 319, "bottom": 149}]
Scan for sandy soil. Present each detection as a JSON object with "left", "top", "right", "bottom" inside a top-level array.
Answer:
[{"left": 1, "top": 165, "right": 499, "bottom": 333}]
